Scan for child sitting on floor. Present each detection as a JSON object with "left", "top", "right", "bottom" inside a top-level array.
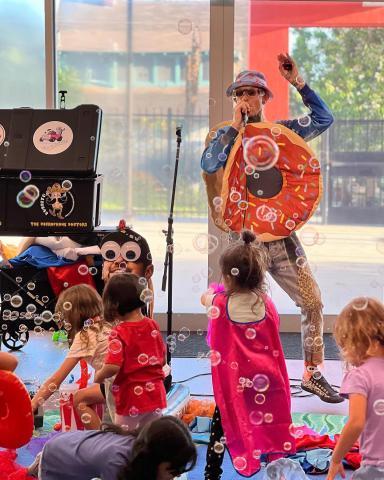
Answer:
[
  {"left": 31, "top": 284, "right": 114, "bottom": 421},
  {"left": 27, "top": 415, "right": 196, "bottom": 480},
  {"left": 327, "top": 297, "right": 384, "bottom": 480},
  {"left": 76, "top": 273, "right": 167, "bottom": 431},
  {"left": 201, "top": 230, "right": 294, "bottom": 479}
]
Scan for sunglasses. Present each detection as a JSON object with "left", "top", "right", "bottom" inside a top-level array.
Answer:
[{"left": 232, "top": 88, "right": 264, "bottom": 100}]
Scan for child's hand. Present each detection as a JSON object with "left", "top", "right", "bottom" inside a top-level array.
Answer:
[{"left": 326, "top": 461, "right": 346, "bottom": 480}]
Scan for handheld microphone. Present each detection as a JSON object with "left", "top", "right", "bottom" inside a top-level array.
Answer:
[{"left": 242, "top": 112, "right": 248, "bottom": 126}]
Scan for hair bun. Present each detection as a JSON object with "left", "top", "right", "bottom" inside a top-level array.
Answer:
[{"left": 241, "top": 230, "right": 256, "bottom": 245}]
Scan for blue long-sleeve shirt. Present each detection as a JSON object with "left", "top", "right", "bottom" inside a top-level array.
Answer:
[{"left": 201, "top": 84, "right": 334, "bottom": 174}]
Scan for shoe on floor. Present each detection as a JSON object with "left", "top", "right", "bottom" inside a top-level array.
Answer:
[{"left": 301, "top": 373, "right": 345, "bottom": 403}]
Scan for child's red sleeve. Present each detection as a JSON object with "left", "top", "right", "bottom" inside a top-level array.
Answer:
[{"left": 104, "top": 332, "right": 124, "bottom": 366}]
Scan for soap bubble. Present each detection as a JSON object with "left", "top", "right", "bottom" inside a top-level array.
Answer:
[
  {"left": 245, "top": 328, "right": 257, "bottom": 340},
  {"left": 193, "top": 233, "right": 219, "bottom": 255},
  {"left": 213, "top": 442, "right": 225, "bottom": 454},
  {"left": 10, "top": 295, "right": 23, "bottom": 308},
  {"left": 134, "top": 386, "right": 143, "bottom": 396},
  {"left": 62, "top": 179, "right": 72, "bottom": 190},
  {"left": 233, "top": 457, "right": 247, "bottom": 471},
  {"left": 177, "top": 18, "right": 192, "bottom": 35},
  {"left": 373, "top": 399, "right": 384, "bottom": 416},
  {"left": 249, "top": 410, "right": 264, "bottom": 425},
  {"left": 207, "top": 305, "right": 220, "bottom": 319},
  {"left": 19, "top": 170, "right": 32, "bottom": 183},
  {"left": 137, "top": 353, "right": 149, "bottom": 365},
  {"left": 252, "top": 374, "right": 270, "bottom": 392},
  {"left": 243, "top": 135, "right": 279, "bottom": 171},
  {"left": 208, "top": 350, "right": 221, "bottom": 367},
  {"left": 16, "top": 185, "right": 40, "bottom": 208},
  {"left": 78, "top": 264, "right": 89, "bottom": 276}
]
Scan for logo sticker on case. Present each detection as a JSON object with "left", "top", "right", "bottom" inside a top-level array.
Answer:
[
  {"left": 33, "top": 121, "right": 73, "bottom": 155},
  {"left": 40, "top": 181, "right": 75, "bottom": 219}
]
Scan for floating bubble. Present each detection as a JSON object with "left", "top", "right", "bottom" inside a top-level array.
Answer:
[
  {"left": 252, "top": 374, "right": 270, "bottom": 392},
  {"left": 313, "top": 336, "right": 323, "bottom": 347},
  {"left": 285, "top": 219, "right": 296, "bottom": 231},
  {"left": 213, "top": 442, "right": 225, "bottom": 454},
  {"left": 207, "top": 305, "right": 220, "bottom": 319},
  {"left": 213, "top": 196, "right": 223, "bottom": 207},
  {"left": 134, "top": 386, "right": 143, "bottom": 396},
  {"left": 3, "top": 294, "right": 11, "bottom": 302},
  {"left": 19, "top": 324, "right": 28, "bottom": 333},
  {"left": 26, "top": 304, "right": 37, "bottom": 313},
  {"left": 34, "top": 326, "right": 44, "bottom": 335},
  {"left": 243, "top": 135, "right": 279, "bottom": 171},
  {"left": 179, "top": 326, "right": 190, "bottom": 339},
  {"left": 63, "top": 301, "right": 72, "bottom": 311},
  {"left": 81, "top": 413, "right": 92, "bottom": 424},
  {"left": 42, "top": 296, "right": 49, "bottom": 303},
  {"left": 16, "top": 185, "right": 40, "bottom": 208},
  {"left": 304, "top": 337, "right": 314, "bottom": 348},
  {"left": 129, "top": 406, "right": 139, "bottom": 417},
  {"left": 229, "top": 190, "right": 241, "bottom": 203},
  {"left": 138, "top": 277, "right": 147, "bottom": 286},
  {"left": 151, "top": 329, "right": 159, "bottom": 338},
  {"left": 299, "top": 227, "right": 320, "bottom": 246},
  {"left": 193, "top": 233, "right": 219, "bottom": 255},
  {"left": 245, "top": 328, "right": 257, "bottom": 340},
  {"left": 296, "top": 256, "right": 307, "bottom": 269},
  {"left": 48, "top": 383, "right": 57, "bottom": 393},
  {"left": 34, "top": 317, "right": 43, "bottom": 326},
  {"left": 231, "top": 267, "right": 239, "bottom": 276},
  {"left": 41, "top": 310, "right": 53, "bottom": 322},
  {"left": 249, "top": 410, "right": 264, "bottom": 425},
  {"left": 89, "top": 267, "right": 98, "bottom": 276},
  {"left": 283, "top": 441, "right": 292, "bottom": 451},
  {"left": 218, "top": 152, "right": 227, "bottom": 162},
  {"left": 373, "top": 399, "right": 384, "bottom": 416},
  {"left": 19, "top": 170, "right": 32, "bottom": 183},
  {"left": 238, "top": 200, "right": 248, "bottom": 211},
  {"left": 264, "top": 413, "right": 274, "bottom": 423},
  {"left": 309, "top": 157, "right": 320, "bottom": 170},
  {"left": 270, "top": 126, "right": 282, "bottom": 137},
  {"left": 145, "top": 382, "right": 155, "bottom": 392},
  {"left": 27, "top": 282, "right": 36, "bottom": 291},
  {"left": 233, "top": 457, "right": 247, "bottom": 472},
  {"left": 197, "top": 329, "right": 204, "bottom": 336},
  {"left": 254, "top": 393, "right": 265, "bottom": 405},
  {"left": 16, "top": 277, "right": 22, "bottom": 283},
  {"left": 62, "top": 180, "right": 72, "bottom": 190},
  {"left": 244, "top": 164, "right": 255, "bottom": 175},
  {"left": 298, "top": 115, "right": 311, "bottom": 127},
  {"left": 177, "top": 18, "right": 193, "bottom": 34},
  {"left": 10, "top": 295, "right": 23, "bottom": 308},
  {"left": 352, "top": 297, "right": 368, "bottom": 311},
  {"left": 109, "top": 339, "right": 122, "bottom": 355},
  {"left": 313, "top": 370, "right": 322, "bottom": 380},
  {"left": 208, "top": 350, "right": 221, "bottom": 367},
  {"left": 140, "top": 288, "right": 153, "bottom": 303},
  {"left": 137, "top": 353, "right": 149, "bottom": 365},
  {"left": 230, "top": 361, "right": 238, "bottom": 369},
  {"left": 78, "top": 264, "right": 89, "bottom": 276}
]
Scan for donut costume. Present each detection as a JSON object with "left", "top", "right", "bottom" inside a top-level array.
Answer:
[{"left": 204, "top": 121, "right": 321, "bottom": 242}]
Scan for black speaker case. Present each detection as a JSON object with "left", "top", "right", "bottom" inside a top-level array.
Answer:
[
  {"left": 0, "top": 175, "right": 103, "bottom": 234},
  {"left": 0, "top": 105, "right": 102, "bottom": 177}
]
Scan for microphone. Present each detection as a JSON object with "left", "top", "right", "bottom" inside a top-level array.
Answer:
[
  {"left": 176, "top": 125, "right": 182, "bottom": 138},
  {"left": 242, "top": 112, "right": 248, "bottom": 126}
]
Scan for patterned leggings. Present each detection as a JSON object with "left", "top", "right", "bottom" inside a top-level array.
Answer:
[{"left": 204, "top": 406, "right": 225, "bottom": 480}]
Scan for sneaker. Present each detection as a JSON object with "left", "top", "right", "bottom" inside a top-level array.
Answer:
[{"left": 301, "top": 373, "right": 344, "bottom": 403}]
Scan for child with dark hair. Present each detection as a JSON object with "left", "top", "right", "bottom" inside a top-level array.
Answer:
[
  {"left": 202, "top": 230, "right": 294, "bottom": 479},
  {"left": 77, "top": 273, "right": 167, "bottom": 431},
  {"left": 28, "top": 415, "right": 197, "bottom": 480}
]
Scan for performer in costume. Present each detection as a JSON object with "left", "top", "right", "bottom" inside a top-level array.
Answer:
[
  {"left": 201, "top": 53, "right": 343, "bottom": 403},
  {"left": 202, "top": 230, "right": 294, "bottom": 479}
]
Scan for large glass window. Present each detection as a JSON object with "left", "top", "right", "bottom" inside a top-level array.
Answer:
[
  {"left": 0, "top": 0, "right": 45, "bottom": 108},
  {"left": 57, "top": 0, "right": 210, "bottom": 313},
  {"left": 235, "top": 0, "right": 384, "bottom": 314}
]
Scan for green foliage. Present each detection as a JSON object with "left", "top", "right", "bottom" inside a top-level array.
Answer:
[
  {"left": 57, "top": 65, "right": 83, "bottom": 107},
  {"left": 290, "top": 28, "right": 384, "bottom": 119}
]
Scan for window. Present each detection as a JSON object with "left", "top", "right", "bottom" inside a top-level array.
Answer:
[{"left": 57, "top": 0, "right": 210, "bottom": 313}]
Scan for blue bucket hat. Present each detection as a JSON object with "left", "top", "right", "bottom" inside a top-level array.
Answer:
[{"left": 226, "top": 70, "right": 274, "bottom": 100}]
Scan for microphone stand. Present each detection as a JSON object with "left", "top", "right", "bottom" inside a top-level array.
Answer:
[{"left": 161, "top": 125, "right": 182, "bottom": 389}]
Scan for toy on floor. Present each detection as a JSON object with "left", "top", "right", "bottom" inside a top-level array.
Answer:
[
  {"left": 181, "top": 398, "right": 215, "bottom": 425},
  {"left": 0, "top": 370, "right": 34, "bottom": 449},
  {"left": 51, "top": 330, "right": 68, "bottom": 343}
]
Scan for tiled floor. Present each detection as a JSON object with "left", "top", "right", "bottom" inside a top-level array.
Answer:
[{"left": 5, "top": 332, "right": 353, "bottom": 478}]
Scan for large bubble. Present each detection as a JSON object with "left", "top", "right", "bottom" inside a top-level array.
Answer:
[{"left": 243, "top": 135, "right": 279, "bottom": 171}]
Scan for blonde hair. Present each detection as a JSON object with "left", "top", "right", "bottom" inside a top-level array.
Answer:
[
  {"left": 334, "top": 297, "right": 384, "bottom": 367},
  {"left": 55, "top": 284, "right": 103, "bottom": 347}
]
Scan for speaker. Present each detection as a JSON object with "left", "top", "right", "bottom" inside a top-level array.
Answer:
[{"left": 0, "top": 105, "right": 102, "bottom": 177}]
